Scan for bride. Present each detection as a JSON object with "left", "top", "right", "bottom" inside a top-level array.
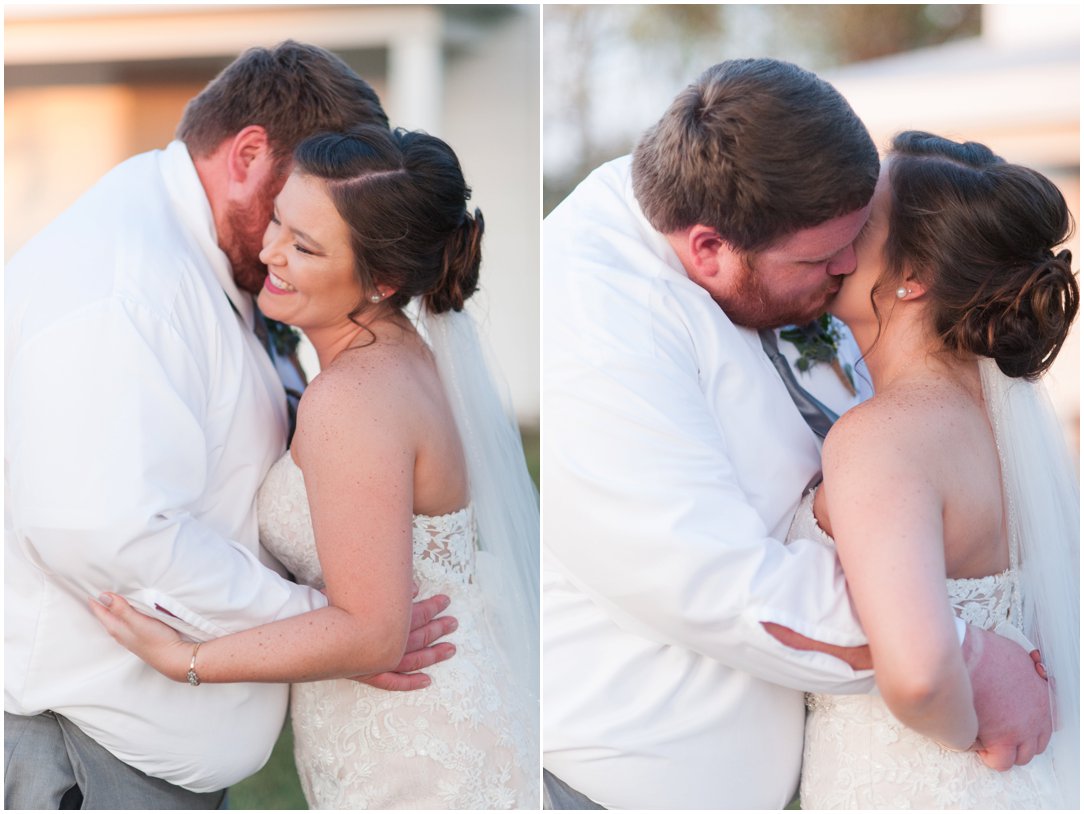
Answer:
[
  {"left": 91, "top": 125, "right": 539, "bottom": 809},
  {"left": 787, "top": 131, "right": 1079, "bottom": 809}
]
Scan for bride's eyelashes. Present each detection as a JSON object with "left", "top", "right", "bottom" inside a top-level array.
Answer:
[{"left": 269, "top": 213, "right": 317, "bottom": 256}]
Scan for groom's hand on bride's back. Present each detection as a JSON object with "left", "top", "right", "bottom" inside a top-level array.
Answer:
[
  {"left": 353, "top": 592, "right": 458, "bottom": 691},
  {"left": 964, "top": 624, "right": 1052, "bottom": 770}
]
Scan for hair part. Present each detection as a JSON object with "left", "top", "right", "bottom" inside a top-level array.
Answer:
[
  {"left": 879, "top": 130, "right": 1078, "bottom": 380},
  {"left": 293, "top": 126, "right": 482, "bottom": 320},
  {"left": 631, "top": 58, "right": 879, "bottom": 251},
  {"left": 176, "top": 40, "right": 388, "bottom": 168}
]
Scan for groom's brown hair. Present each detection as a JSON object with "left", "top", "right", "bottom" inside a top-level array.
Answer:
[
  {"left": 176, "top": 40, "right": 388, "bottom": 170},
  {"left": 631, "top": 59, "right": 878, "bottom": 252}
]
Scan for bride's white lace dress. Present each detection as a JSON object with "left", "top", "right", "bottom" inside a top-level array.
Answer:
[
  {"left": 257, "top": 451, "right": 538, "bottom": 809},
  {"left": 790, "top": 489, "right": 1062, "bottom": 809}
]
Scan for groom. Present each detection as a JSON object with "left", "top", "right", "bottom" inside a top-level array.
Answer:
[
  {"left": 5, "top": 41, "right": 455, "bottom": 809},
  {"left": 542, "top": 58, "right": 1052, "bottom": 809}
]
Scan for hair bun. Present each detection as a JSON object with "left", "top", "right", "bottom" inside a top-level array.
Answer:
[
  {"left": 426, "top": 208, "right": 483, "bottom": 314},
  {"left": 954, "top": 250, "right": 1079, "bottom": 380},
  {"left": 886, "top": 132, "right": 1078, "bottom": 380}
]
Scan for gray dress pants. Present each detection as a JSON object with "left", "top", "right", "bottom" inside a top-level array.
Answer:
[
  {"left": 543, "top": 768, "right": 607, "bottom": 809},
  {"left": 4, "top": 711, "right": 227, "bottom": 810}
]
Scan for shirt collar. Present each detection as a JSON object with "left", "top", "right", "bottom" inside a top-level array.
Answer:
[
  {"left": 615, "top": 155, "right": 689, "bottom": 282},
  {"left": 159, "top": 139, "right": 255, "bottom": 328}
]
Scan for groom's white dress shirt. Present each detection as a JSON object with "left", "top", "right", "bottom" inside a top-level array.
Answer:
[
  {"left": 542, "top": 157, "right": 876, "bottom": 809},
  {"left": 5, "top": 141, "right": 327, "bottom": 792}
]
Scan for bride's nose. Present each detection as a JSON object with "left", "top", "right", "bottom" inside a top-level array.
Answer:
[{"left": 260, "top": 231, "right": 284, "bottom": 266}]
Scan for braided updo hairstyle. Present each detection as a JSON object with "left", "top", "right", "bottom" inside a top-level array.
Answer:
[
  {"left": 880, "top": 131, "right": 1077, "bottom": 380},
  {"left": 293, "top": 125, "right": 482, "bottom": 318}
]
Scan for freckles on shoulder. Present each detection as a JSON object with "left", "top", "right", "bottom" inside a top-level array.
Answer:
[
  {"left": 821, "top": 393, "right": 930, "bottom": 479},
  {"left": 296, "top": 348, "right": 422, "bottom": 452}
]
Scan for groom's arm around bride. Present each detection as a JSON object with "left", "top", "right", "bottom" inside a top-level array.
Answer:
[
  {"left": 541, "top": 58, "right": 1053, "bottom": 810},
  {"left": 5, "top": 41, "right": 453, "bottom": 810}
]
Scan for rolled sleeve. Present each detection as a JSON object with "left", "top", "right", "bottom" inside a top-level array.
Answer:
[
  {"left": 545, "top": 337, "right": 872, "bottom": 693},
  {"left": 7, "top": 298, "right": 324, "bottom": 639}
]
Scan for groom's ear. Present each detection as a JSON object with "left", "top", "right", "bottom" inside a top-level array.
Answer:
[
  {"left": 686, "top": 225, "right": 728, "bottom": 278},
  {"left": 225, "top": 125, "right": 274, "bottom": 189}
]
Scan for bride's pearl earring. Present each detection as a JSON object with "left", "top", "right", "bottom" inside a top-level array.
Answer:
[
  {"left": 896, "top": 286, "right": 910, "bottom": 299},
  {"left": 369, "top": 292, "right": 383, "bottom": 303}
]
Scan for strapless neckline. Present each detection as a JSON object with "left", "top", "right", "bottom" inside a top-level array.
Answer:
[
  {"left": 790, "top": 488, "right": 1058, "bottom": 810},
  {"left": 788, "top": 488, "right": 1019, "bottom": 632},
  {"left": 257, "top": 450, "right": 477, "bottom": 590}
]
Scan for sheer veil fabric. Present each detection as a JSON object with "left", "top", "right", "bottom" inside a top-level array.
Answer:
[
  {"left": 419, "top": 305, "right": 541, "bottom": 707},
  {"left": 980, "top": 357, "right": 1080, "bottom": 808},
  {"left": 797, "top": 359, "right": 1076, "bottom": 809}
]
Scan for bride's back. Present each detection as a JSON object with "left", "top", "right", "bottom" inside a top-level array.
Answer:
[
  {"left": 295, "top": 328, "right": 469, "bottom": 520},
  {"left": 816, "top": 359, "right": 1009, "bottom": 581},
  {"left": 880, "top": 365, "right": 1009, "bottom": 579}
]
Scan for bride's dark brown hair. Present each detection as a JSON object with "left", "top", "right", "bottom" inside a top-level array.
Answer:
[
  {"left": 292, "top": 125, "right": 482, "bottom": 319},
  {"left": 875, "top": 131, "right": 1078, "bottom": 380}
]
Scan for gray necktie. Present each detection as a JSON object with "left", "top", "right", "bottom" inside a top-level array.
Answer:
[
  {"left": 227, "top": 294, "right": 301, "bottom": 443},
  {"left": 253, "top": 309, "right": 302, "bottom": 443},
  {"left": 758, "top": 328, "right": 838, "bottom": 440},
  {"left": 251, "top": 307, "right": 274, "bottom": 357}
]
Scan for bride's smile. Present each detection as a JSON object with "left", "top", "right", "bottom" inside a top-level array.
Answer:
[
  {"left": 265, "top": 270, "right": 296, "bottom": 293},
  {"left": 257, "top": 172, "right": 364, "bottom": 338}
]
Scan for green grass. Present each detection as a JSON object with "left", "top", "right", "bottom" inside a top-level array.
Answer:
[
  {"left": 521, "top": 424, "right": 540, "bottom": 487},
  {"left": 228, "top": 427, "right": 541, "bottom": 808}
]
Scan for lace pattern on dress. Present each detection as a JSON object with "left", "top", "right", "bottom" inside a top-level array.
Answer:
[
  {"left": 414, "top": 507, "right": 477, "bottom": 585},
  {"left": 257, "top": 452, "right": 538, "bottom": 809},
  {"left": 790, "top": 490, "right": 1060, "bottom": 809}
]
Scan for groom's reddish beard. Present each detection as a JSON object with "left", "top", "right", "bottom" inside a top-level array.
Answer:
[
  {"left": 223, "top": 215, "right": 268, "bottom": 295},
  {"left": 222, "top": 172, "right": 286, "bottom": 295},
  {"left": 719, "top": 252, "right": 839, "bottom": 329}
]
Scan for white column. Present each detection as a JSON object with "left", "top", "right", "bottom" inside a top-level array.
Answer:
[{"left": 387, "top": 9, "right": 443, "bottom": 133}]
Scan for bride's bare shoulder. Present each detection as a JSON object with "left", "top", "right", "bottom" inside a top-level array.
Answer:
[
  {"left": 308, "top": 340, "right": 423, "bottom": 402},
  {"left": 823, "top": 377, "right": 970, "bottom": 477},
  {"left": 294, "top": 343, "right": 426, "bottom": 445}
]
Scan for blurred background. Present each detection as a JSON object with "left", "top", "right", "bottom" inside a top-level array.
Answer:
[
  {"left": 5, "top": 2, "right": 540, "bottom": 428},
  {"left": 5, "top": 3, "right": 1080, "bottom": 805},
  {"left": 5, "top": 4, "right": 538, "bottom": 808},
  {"left": 543, "top": 3, "right": 1080, "bottom": 451}
]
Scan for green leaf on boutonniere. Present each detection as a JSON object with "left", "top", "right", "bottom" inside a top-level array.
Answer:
[
  {"left": 779, "top": 314, "right": 857, "bottom": 396},
  {"left": 265, "top": 318, "right": 301, "bottom": 357}
]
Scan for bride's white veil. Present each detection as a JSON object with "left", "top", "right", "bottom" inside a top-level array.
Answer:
[
  {"left": 980, "top": 357, "right": 1079, "bottom": 807},
  {"left": 419, "top": 304, "right": 540, "bottom": 707}
]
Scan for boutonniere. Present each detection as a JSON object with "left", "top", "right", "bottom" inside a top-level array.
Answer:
[
  {"left": 779, "top": 314, "right": 856, "bottom": 396},
  {"left": 265, "top": 318, "right": 302, "bottom": 357}
]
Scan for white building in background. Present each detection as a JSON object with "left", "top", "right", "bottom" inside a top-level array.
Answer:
[
  {"left": 824, "top": 3, "right": 1080, "bottom": 444},
  {"left": 5, "top": 3, "right": 540, "bottom": 424}
]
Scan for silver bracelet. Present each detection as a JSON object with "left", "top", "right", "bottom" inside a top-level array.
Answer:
[{"left": 186, "top": 642, "right": 202, "bottom": 686}]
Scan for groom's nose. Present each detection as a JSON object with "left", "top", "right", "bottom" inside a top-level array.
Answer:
[{"left": 826, "top": 243, "right": 857, "bottom": 276}]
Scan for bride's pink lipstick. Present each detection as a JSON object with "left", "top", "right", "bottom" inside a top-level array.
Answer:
[{"left": 264, "top": 272, "right": 296, "bottom": 294}]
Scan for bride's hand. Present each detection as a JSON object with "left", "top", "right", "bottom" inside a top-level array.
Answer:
[
  {"left": 89, "top": 593, "right": 193, "bottom": 682},
  {"left": 353, "top": 592, "right": 458, "bottom": 691}
]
